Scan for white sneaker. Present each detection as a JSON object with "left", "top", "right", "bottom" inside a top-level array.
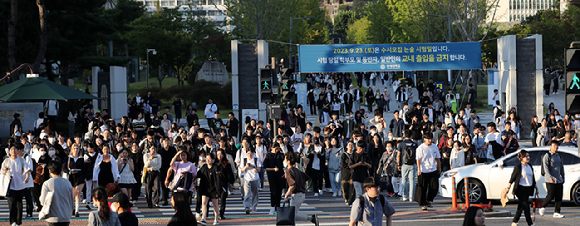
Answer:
[
  {"left": 269, "top": 207, "right": 275, "bottom": 215},
  {"left": 314, "top": 193, "right": 319, "bottom": 197},
  {"left": 196, "top": 212, "right": 201, "bottom": 219},
  {"left": 539, "top": 207, "right": 545, "bottom": 216},
  {"left": 338, "top": 191, "right": 342, "bottom": 196},
  {"left": 511, "top": 223, "right": 517, "bottom": 226},
  {"left": 332, "top": 193, "right": 337, "bottom": 197},
  {"left": 402, "top": 197, "right": 408, "bottom": 201},
  {"left": 319, "top": 191, "right": 323, "bottom": 195},
  {"left": 213, "top": 218, "right": 219, "bottom": 225},
  {"left": 82, "top": 199, "right": 87, "bottom": 204},
  {"left": 553, "top": 213, "right": 565, "bottom": 218}
]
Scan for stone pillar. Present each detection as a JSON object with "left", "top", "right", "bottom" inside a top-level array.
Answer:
[
  {"left": 498, "top": 35, "right": 517, "bottom": 112},
  {"left": 91, "top": 66, "right": 100, "bottom": 109},
  {"left": 109, "top": 66, "right": 127, "bottom": 122},
  {"left": 257, "top": 40, "right": 269, "bottom": 121},
  {"left": 231, "top": 40, "right": 240, "bottom": 137},
  {"left": 534, "top": 35, "right": 544, "bottom": 120}
]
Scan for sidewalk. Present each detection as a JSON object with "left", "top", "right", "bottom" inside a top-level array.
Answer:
[{"left": 14, "top": 209, "right": 511, "bottom": 226}]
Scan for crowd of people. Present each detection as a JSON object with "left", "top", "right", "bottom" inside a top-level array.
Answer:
[{"left": 0, "top": 71, "right": 578, "bottom": 226}]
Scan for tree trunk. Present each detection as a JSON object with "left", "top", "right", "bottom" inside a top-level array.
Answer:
[
  {"left": 157, "top": 65, "right": 163, "bottom": 89},
  {"left": 8, "top": 0, "right": 18, "bottom": 73},
  {"left": 33, "top": 0, "right": 47, "bottom": 74},
  {"left": 60, "top": 63, "right": 70, "bottom": 87}
]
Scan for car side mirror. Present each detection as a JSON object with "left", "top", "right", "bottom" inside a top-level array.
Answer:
[{"left": 498, "top": 160, "right": 504, "bottom": 170}]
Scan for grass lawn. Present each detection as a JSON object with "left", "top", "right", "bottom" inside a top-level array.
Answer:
[{"left": 57, "top": 77, "right": 231, "bottom": 119}]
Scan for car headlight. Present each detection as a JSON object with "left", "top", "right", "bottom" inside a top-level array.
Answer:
[{"left": 443, "top": 171, "right": 458, "bottom": 178}]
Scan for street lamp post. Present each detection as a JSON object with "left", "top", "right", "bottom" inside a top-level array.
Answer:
[
  {"left": 146, "top": 48, "right": 156, "bottom": 90},
  {"left": 289, "top": 16, "right": 314, "bottom": 70}
]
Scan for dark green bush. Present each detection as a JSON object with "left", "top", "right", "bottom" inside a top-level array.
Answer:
[{"left": 139, "top": 81, "right": 232, "bottom": 110}]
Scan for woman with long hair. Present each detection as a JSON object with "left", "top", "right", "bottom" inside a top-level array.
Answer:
[
  {"left": 547, "top": 102, "right": 556, "bottom": 116},
  {"left": 197, "top": 153, "right": 221, "bottom": 225},
  {"left": 462, "top": 134, "right": 477, "bottom": 165},
  {"left": 341, "top": 141, "right": 356, "bottom": 206},
  {"left": 217, "top": 149, "right": 235, "bottom": 220},
  {"left": 116, "top": 149, "right": 136, "bottom": 199},
  {"left": 365, "top": 88, "right": 375, "bottom": 113},
  {"left": 160, "top": 113, "right": 171, "bottom": 135},
  {"left": 264, "top": 145, "right": 286, "bottom": 216},
  {"left": 537, "top": 118, "right": 549, "bottom": 146},
  {"left": 89, "top": 187, "right": 121, "bottom": 226},
  {"left": 507, "top": 113, "right": 520, "bottom": 139},
  {"left": 327, "top": 137, "right": 343, "bottom": 197},
  {"left": 383, "top": 88, "right": 391, "bottom": 113},
  {"left": 167, "top": 191, "right": 196, "bottom": 226},
  {"left": 563, "top": 114, "right": 573, "bottom": 132},
  {"left": 507, "top": 150, "right": 538, "bottom": 226},
  {"left": 462, "top": 206, "right": 485, "bottom": 226},
  {"left": 129, "top": 142, "right": 143, "bottom": 204},
  {"left": 66, "top": 143, "right": 85, "bottom": 217},
  {"left": 531, "top": 116, "right": 540, "bottom": 147},
  {"left": 131, "top": 112, "right": 147, "bottom": 139},
  {"left": 93, "top": 145, "right": 120, "bottom": 188}
]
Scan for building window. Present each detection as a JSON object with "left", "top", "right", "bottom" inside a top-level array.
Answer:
[
  {"left": 208, "top": 10, "right": 223, "bottom": 16},
  {"left": 208, "top": 0, "right": 223, "bottom": 5}
]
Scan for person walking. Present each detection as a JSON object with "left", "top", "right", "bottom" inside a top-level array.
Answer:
[
  {"left": 241, "top": 148, "right": 261, "bottom": 214},
  {"left": 416, "top": 133, "right": 441, "bottom": 211},
  {"left": 40, "top": 161, "right": 74, "bottom": 226},
  {"left": 507, "top": 150, "right": 539, "bottom": 226},
  {"left": 539, "top": 140, "right": 566, "bottom": 218},
  {"left": 197, "top": 153, "right": 221, "bottom": 226},
  {"left": 65, "top": 143, "right": 85, "bottom": 218},
  {"left": 2, "top": 145, "right": 31, "bottom": 226},
  {"left": 283, "top": 152, "right": 309, "bottom": 222},
  {"left": 205, "top": 98, "right": 218, "bottom": 126},
  {"left": 216, "top": 149, "right": 235, "bottom": 220},
  {"left": 397, "top": 131, "right": 417, "bottom": 202},
  {"left": 349, "top": 141, "right": 371, "bottom": 199},
  {"left": 264, "top": 146, "right": 285, "bottom": 215},
  {"left": 349, "top": 177, "right": 396, "bottom": 226},
  {"left": 143, "top": 146, "right": 162, "bottom": 208},
  {"left": 341, "top": 141, "right": 356, "bottom": 206},
  {"left": 88, "top": 187, "right": 121, "bottom": 226}
]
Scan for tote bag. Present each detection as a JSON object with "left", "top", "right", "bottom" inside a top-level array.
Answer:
[{"left": 276, "top": 202, "right": 296, "bottom": 225}]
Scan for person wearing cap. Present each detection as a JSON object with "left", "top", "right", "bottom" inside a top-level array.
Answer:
[
  {"left": 349, "top": 177, "right": 396, "bottom": 226},
  {"left": 109, "top": 192, "right": 138, "bottom": 226},
  {"left": 416, "top": 133, "right": 441, "bottom": 211},
  {"left": 349, "top": 141, "right": 371, "bottom": 199}
]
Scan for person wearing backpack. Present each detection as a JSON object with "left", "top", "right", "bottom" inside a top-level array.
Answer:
[
  {"left": 396, "top": 131, "right": 417, "bottom": 202},
  {"left": 539, "top": 141, "right": 565, "bottom": 218},
  {"left": 349, "top": 177, "right": 395, "bottom": 226}
]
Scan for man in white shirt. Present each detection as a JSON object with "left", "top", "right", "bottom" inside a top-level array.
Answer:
[
  {"left": 416, "top": 133, "right": 441, "bottom": 211},
  {"left": 204, "top": 98, "right": 218, "bottom": 126},
  {"left": 45, "top": 99, "right": 59, "bottom": 125},
  {"left": 2, "top": 144, "right": 31, "bottom": 226}
]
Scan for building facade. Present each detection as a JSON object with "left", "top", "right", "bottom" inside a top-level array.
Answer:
[{"left": 133, "top": 0, "right": 230, "bottom": 31}]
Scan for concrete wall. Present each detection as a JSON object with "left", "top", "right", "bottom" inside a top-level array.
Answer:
[
  {"left": 516, "top": 38, "right": 536, "bottom": 138},
  {"left": 110, "top": 66, "right": 127, "bottom": 122}
]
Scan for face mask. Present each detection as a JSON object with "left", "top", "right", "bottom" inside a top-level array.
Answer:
[
  {"left": 388, "top": 136, "right": 393, "bottom": 140},
  {"left": 110, "top": 204, "right": 118, "bottom": 212},
  {"left": 48, "top": 138, "right": 56, "bottom": 143},
  {"left": 283, "top": 161, "right": 288, "bottom": 168},
  {"left": 83, "top": 146, "right": 88, "bottom": 151},
  {"left": 150, "top": 116, "right": 155, "bottom": 119},
  {"left": 32, "top": 148, "right": 38, "bottom": 153},
  {"left": 371, "top": 131, "right": 377, "bottom": 135},
  {"left": 39, "top": 151, "right": 46, "bottom": 156},
  {"left": 28, "top": 136, "right": 33, "bottom": 140},
  {"left": 116, "top": 146, "right": 123, "bottom": 151},
  {"left": 48, "top": 150, "right": 55, "bottom": 156},
  {"left": 200, "top": 157, "right": 206, "bottom": 161},
  {"left": 387, "top": 147, "right": 393, "bottom": 152}
]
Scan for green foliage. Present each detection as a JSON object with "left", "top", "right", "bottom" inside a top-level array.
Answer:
[
  {"left": 333, "top": 10, "right": 361, "bottom": 43},
  {"left": 0, "top": 0, "right": 41, "bottom": 74},
  {"left": 346, "top": 17, "right": 371, "bottom": 44}
]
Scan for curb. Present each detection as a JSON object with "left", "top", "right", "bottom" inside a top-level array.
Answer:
[{"left": 420, "top": 210, "right": 512, "bottom": 219}]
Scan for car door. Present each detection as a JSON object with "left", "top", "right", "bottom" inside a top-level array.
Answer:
[
  {"left": 557, "top": 152, "right": 580, "bottom": 200},
  {"left": 529, "top": 150, "right": 549, "bottom": 197},
  {"left": 488, "top": 153, "right": 519, "bottom": 199}
]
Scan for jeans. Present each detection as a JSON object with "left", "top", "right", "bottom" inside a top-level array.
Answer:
[
  {"left": 328, "top": 171, "right": 341, "bottom": 195},
  {"left": 290, "top": 192, "right": 307, "bottom": 221},
  {"left": 318, "top": 109, "right": 324, "bottom": 124},
  {"left": 353, "top": 101, "right": 361, "bottom": 113},
  {"left": 543, "top": 183, "right": 563, "bottom": 213},
  {"left": 353, "top": 181, "right": 363, "bottom": 198},
  {"left": 400, "top": 164, "right": 417, "bottom": 199},
  {"left": 513, "top": 186, "right": 533, "bottom": 225},
  {"left": 243, "top": 179, "right": 259, "bottom": 210}
]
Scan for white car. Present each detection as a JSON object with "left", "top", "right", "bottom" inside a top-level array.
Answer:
[{"left": 439, "top": 147, "right": 580, "bottom": 204}]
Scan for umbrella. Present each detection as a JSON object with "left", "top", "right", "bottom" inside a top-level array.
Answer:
[{"left": 0, "top": 76, "right": 99, "bottom": 101}]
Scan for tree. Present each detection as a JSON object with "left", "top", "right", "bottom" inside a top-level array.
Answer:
[
  {"left": 333, "top": 10, "right": 361, "bottom": 42},
  {"left": 346, "top": 17, "right": 371, "bottom": 44},
  {"left": 226, "top": 0, "right": 295, "bottom": 40}
]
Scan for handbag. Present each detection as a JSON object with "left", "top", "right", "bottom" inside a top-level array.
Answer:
[
  {"left": 141, "top": 167, "right": 147, "bottom": 184},
  {"left": 500, "top": 187, "right": 509, "bottom": 207},
  {"left": 532, "top": 194, "right": 542, "bottom": 209},
  {"left": 0, "top": 173, "right": 11, "bottom": 197},
  {"left": 276, "top": 201, "right": 296, "bottom": 225},
  {"left": 39, "top": 191, "right": 53, "bottom": 219}
]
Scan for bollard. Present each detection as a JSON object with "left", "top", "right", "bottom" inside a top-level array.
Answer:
[
  {"left": 450, "top": 177, "right": 458, "bottom": 210},
  {"left": 464, "top": 177, "right": 470, "bottom": 209}
]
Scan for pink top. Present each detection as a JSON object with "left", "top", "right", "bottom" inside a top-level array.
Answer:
[{"left": 171, "top": 161, "right": 197, "bottom": 192}]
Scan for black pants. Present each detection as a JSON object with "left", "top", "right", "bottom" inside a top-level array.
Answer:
[
  {"left": 145, "top": 171, "right": 160, "bottom": 207},
  {"left": 544, "top": 84, "right": 551, "bottom": 95},
  {"left": 342, "top": 180, "right": 356, "bottom": 205},
  {"left": 513, "top": 186, "right": 533, "bottom": 225},
  {"left": 323, "top": 169, "right": 331, "bottom": 191},
  {"left": 219, "top": 190, "right": 228, "bottom": 217},
  {"left": 309, "top": 169, "right": 321, "bottom": 193},
  {"left": 47, "top": 223, "right": 70, "bottom": 226},
  {"left": 543, "top": 183, "right": 563, "bottom": 213},
  {"left": 417, "top": 171, "right": 439, "bottom": 206},
  {"left": 32, "top": 183, "right": 43, "bottom": 210},
  {"left": 8, "top": 189, "right": 24, "bottom": 225},
  {"left": 553, "top": 80, "right": 559, "bottom": 93},
  {"left": 268, "top": 174, "right": 285, "bottom": 208},
  {"left": 159, "top": 170, "right": 170, "bottom": 204},
  {"left": 346, "top": 103, "right": 352, "bottom": 114},
  {"left": 132, "top": 180, "right": 142, "bottom": 201},
  {"left": 23, "top": 188, "right": 33, "bottom": 215},
  {"left": 309, "top": 102, "right": 316, "bottom": 115}
]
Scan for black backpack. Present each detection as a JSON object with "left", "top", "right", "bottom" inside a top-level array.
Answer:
[
  {"left": 402, "top": 141, "right": 418, "bottom": 165},
  {"left": 541, "top": 153, "right": 551, "bottom": 176}
]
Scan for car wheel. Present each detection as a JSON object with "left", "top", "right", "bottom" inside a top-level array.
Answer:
[
  {"left": 572, "top": 183, "right": 580, "bottom": 206},
  {"left": 457, "top": 178, "right": 486, "bottom": 204}
]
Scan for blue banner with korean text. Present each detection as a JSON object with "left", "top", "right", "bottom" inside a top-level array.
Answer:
[{"left": 297, "top": 42, "right": 482, "bottom": 73}]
